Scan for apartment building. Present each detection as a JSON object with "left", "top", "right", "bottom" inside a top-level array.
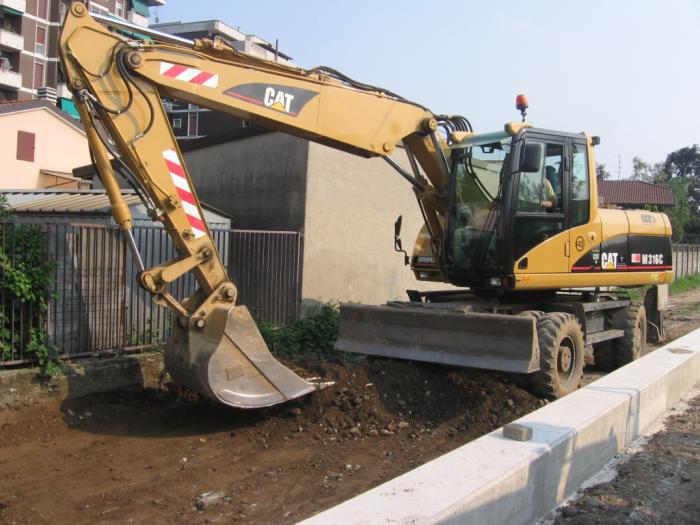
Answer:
[
  {"left": 0, "top": 0, "right": 165, "bottom": 103},
  {"left": 151, "top": 19, "right": 292, "bottom": 140}
]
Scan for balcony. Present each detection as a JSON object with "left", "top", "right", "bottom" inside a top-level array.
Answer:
[
  {"left": 0, "top": 0, "right": 26, "bottom": 15},
  {"left": 56, "top": 83, "right": 72, "bottom": 99},
  {"left": 0, "top": 28, "right": 23, "bottom": 52},
  {"left": 0, "top": 68, "right": 21, "bottom": 89}
]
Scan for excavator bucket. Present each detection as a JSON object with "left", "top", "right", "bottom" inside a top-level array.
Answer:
[
  {"left": 165, "top": 305, "right": 320, "bottom": 409},
  {"left": 336, "top": 303, "right": 540, "bottom": 374}
]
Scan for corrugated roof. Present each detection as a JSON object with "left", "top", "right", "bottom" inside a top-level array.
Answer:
[
  {"left": 1, "top": 190, "right": 142, "bottom": 213},
  {"left": 1, "top": 190, "right": 231, "bottom": 227},
  {"left": 598, "top": 180, "right": 674, "bottom": 207}
]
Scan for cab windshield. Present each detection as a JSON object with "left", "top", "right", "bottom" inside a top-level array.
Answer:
[{"left": 447, "top": 132, "right": 511, "bottom": 274}]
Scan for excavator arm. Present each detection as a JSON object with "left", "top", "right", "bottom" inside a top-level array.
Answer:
[{"left": 58, "top": 2, "right": 455, "bottom": 408}]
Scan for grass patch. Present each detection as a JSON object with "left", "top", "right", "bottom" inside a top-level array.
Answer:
[
  {"left": 614, "top": 274, "right": 700, "bottom": 301},
  {"left": 670, "top": 273, "right": 700, "bottom": 294}
]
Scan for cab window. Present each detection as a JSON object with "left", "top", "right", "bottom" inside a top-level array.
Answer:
[
  {"left": 516, "top": 144, "right": 563, "bottom": 214},
  {"left": 571, "top": 143, "right": 589, "bottom": 226}
]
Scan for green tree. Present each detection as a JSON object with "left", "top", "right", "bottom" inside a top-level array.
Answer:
[
  {"left": 666, "top": 178, "right": 690, "bottom": 241},
  {"left": 631, "top": 156, "right": 649, "bottom": 181},
  {"left": 596, "top": 163, "right": 611, "bottom": 180},
  {"left": 630, "top": 157, "right": 669, "bottom": 184},
  {"left": 664, "top": 144, "right": 700, "bottom": 215},
  {"left": 630, "top": 157, "right": 666, "bottom": 182},
  {"left": 664, "top": 144, "right": 700, "bottom": 179}
]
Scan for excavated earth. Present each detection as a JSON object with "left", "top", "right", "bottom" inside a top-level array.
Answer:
[
  {"left": 1, "top": 288, "right": 699, "bottom": 524},
  {"left": 0, "top": 359, "right": 543, "bottom": 524}
]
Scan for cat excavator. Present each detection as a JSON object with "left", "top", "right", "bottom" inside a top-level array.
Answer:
[{"left": 58, "top": 2, "right": 672, "bottom": 408}]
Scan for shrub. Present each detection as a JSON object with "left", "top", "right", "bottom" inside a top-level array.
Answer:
[{"left": 259, "top": 302, "right": 341, "bottom": 360}]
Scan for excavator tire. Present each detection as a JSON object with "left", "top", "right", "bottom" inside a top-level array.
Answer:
[
  {"left": 516, "top": 310, "right": 546, "bottom": 322},
  {"left": 529, "top": 312, "right": 585, "bottom": 399},
  {"left": 608, "top": 302, "right": 647, "bottom": 367},
  {"left": 593, "top": 342, "right": 615, "bottom": 371}
]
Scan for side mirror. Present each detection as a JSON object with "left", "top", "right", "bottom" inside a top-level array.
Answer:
[
  {"left": 393, "top": 215, "right": 409, "bottom": 265},
  {"left": 394, "top": 215, "right": 403, "bottom": 240},
  {"left": 520, "top": 143, "right": 543, "bottom": 173}
]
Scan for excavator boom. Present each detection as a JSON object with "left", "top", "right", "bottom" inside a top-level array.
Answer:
[{"left": 58, "top": 2, "right": 451, "bottom": 408}]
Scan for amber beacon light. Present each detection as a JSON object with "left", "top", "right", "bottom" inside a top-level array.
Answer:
[{"left": 516, "top": 94, "right": 529, "bottom": 122}]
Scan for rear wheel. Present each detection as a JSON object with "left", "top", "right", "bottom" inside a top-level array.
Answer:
[
  {"left": 609, "top": 302, "right": 647, "bottom": 367},
  {"left": 529, "top": 312, "right": 585, "bottom": 399},
  {"left": 593, "top": 342, "right": 615, "bottom": 371}
]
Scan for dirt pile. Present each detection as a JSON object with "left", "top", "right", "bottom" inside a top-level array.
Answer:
[{"left": 0, "top": 358, "right": 542, "bottom": 524}]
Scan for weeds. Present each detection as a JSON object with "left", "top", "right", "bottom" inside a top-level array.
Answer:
[{"left": 259, "top": 302, "right": 351, "bottom": 361}]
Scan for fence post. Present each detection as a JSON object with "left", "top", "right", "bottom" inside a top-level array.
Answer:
[{"left": 673, "top": 245, "right": 678, "bottom": 280}]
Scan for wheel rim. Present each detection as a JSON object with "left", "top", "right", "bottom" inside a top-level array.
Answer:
[{"left": 557, "top": 335, "right": 576, "bottom": 381}]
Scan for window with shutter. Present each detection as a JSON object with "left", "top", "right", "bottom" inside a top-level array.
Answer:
[{"left": 17, "top": 131, "right": 36, "bottom": 162}]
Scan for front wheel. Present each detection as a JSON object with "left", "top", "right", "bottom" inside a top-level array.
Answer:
[{"left": 529, "top": 312, "right": 585, "bottom": 399}]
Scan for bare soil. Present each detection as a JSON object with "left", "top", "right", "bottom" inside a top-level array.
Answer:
[
  {"left": 661, "top": 286, "right": 700, "bottom": 343},
  {"left": 550, "top": 286, "right": 700, "bottom": 525},
  {"left": 552, "top": 389, "right": 700, "bottom": 525},
  {"left": 1, "top": 287, "right": 699, "bottom": 525},
  {"left": 0, "top": 359, "right": 542, "bottom": 524}
]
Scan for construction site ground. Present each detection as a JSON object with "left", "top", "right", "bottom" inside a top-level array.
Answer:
[
  {"left": 1, "top": 287, "right": 699, "bottom": 525},
  {"left": 548, "top": 385, "right": 700, "bottom": 525}
]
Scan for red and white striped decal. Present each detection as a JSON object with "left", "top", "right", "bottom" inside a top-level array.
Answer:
[
  {"left": 159, "top": 62, "right": 219, "bottom": 88},
  {"left": 163, "top": 149, "right": 206, "bottom": 238}
]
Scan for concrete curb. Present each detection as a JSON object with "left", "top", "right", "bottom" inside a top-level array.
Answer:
[
  {"left": 298, "top": 329, "right": 700, "bottom": 525},
  {"left": 0, "top": 353, "right": 165, "bottom": 408}
]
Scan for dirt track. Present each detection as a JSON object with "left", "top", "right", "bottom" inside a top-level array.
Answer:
[
  {"left": 548, "top": 286, "right": 700, "bottom": 525},
  {"left": 1, "top": 288, "right": 699, "bottom": 524},
  {"left": 552, "top": 388, "right": 700, "bottom": 525}
]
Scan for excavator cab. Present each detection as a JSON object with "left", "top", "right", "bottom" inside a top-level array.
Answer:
[{"left": 442, "top": 127, "right": 599, "bottom": 292}]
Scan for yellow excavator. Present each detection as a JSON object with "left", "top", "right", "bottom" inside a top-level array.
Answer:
[{"left": 58, "top": 2, "right": 672, "bottom": 407}]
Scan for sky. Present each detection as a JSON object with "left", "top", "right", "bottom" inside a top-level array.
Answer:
[{"left": 151, "top": 0, "right": 700, "bottom": 179}]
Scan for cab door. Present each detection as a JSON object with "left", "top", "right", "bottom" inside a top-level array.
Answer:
[
  {"left": 568, "top": 140, "right": 602, "bottom": 271},
  {"left": 511, "top": 138, "right": 570, "bottom": 274}
]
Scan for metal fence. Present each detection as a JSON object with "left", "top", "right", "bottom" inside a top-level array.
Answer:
[
  {"left": 672, "top": 243, "right": 700, "bottom": 280},
  {"left": 0, "top": 222, "right": 302, "bottom": 367}
]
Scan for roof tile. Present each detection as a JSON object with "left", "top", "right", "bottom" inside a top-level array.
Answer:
[{"left": 598, "top": 180, "right": 674, "bottom": 207}]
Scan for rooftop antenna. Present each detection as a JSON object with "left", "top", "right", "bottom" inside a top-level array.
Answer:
[
  {"left": 154, "top": 7, "right": 159, "bottom": 23},
  {"left": 617, "top": 155, "right": 622, "bottom": 180}
]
